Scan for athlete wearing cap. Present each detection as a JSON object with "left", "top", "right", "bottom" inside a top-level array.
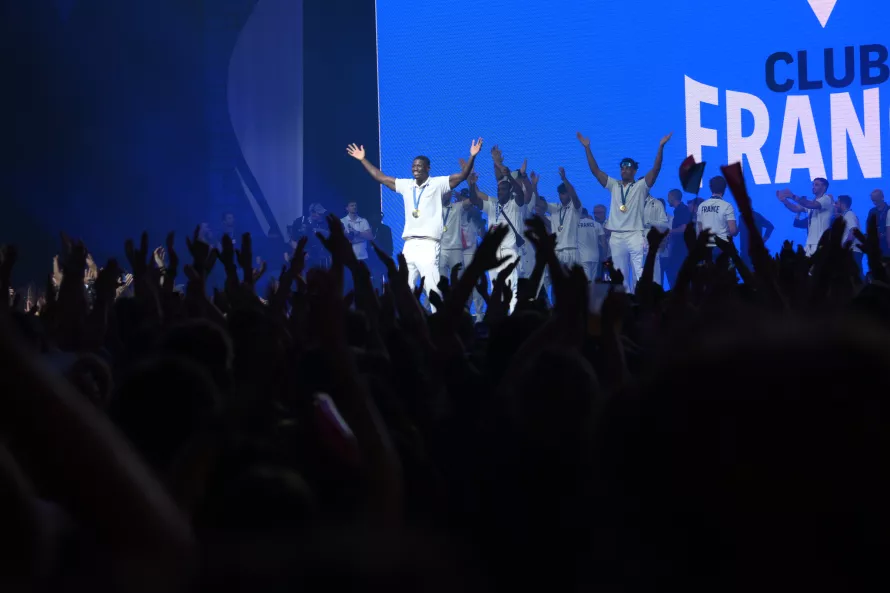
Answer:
[
  {"left": 346, "top": 139, "right": 483, "bottom": 310},
  {"left": 576, "top": 131, "right": 672, "bottom": 292}
]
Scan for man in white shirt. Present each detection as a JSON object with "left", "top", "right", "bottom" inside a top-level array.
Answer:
[
  {"left": 578, "top": 208, "right": 605, "bottom": 283},
  {"left": 346, "top": 138, "right": 482, "bottom": 309},
  {"left": 468, "top": 145, "right": 529, "bottom": 313},
  {"left": 576, "top": 131, "right": 672, "bottom": 293},
  {"left": 644, "top": 194, "right": 670, "bottom": 285},
  {"left": 776, "top": 177, "right": 834, "bottom": 256},
  {"left": 438, "top": 189, "right": 464, "bottom": 279},
  {"left": 540, "top": 167, "right": 582, "bottom": 267},
  {"left": 696, "top": 176, "right": 739, "bottom": 260},
  {"left": 837, "top": 194, "right": 863, "bottom": 276},
  {"left": 341, "top": 200, "right": 373, "bottom": 263},
  {"left": 593, "top": 203, "right": 610, "bottom": 273}
]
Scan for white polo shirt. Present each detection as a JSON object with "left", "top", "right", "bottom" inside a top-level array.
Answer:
[
  {"left": 482, "top": 199, "right": 523, "bottom": 250},
  {"left": 604, "top": 177, "right": 649, "bottom": 232},
  {"left": 805, "top": 195, "right": 834, "bottom": 246},
  {"left": 394, "top": 176, "right": 451, "bottom": 241},
  {"left": 341, "top": 215, "right": 372, "bottom": 260},
  {"left": 696, "top": 196, "right": 736, "bottom": 247},
  {"left": 842, "top": 209, "right": 862, "bottom": 253},
  {"left": 547, "top": 201, "right": 581, "bottom": 251},
  {"left": 578, "top": 218, "right": 603, "bottom": 263}
]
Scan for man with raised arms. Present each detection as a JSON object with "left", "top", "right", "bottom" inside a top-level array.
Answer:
[
  {"left": 346, "top": 139, "right": 482, "bottom": 308},
  {"left": 576, "top": 131, "right": 672, "bottom": 293},
  {"left": 467, "top": 145, "right": 529, "bottom": 313}
]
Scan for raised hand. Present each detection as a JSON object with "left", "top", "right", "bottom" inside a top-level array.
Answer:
[
  {"left": 576, "top": 131, "right": 590, "bottom": 147},
  {"left": 646, "top": 227, "right": 669, "bottom": 251},
  {"left": 319, "top": 213, "right": 359, "bottom": 269},
  {"left": 520, "top": 158, "right": 528, "bottom": 175},
  {"left": 713, "top": 235, "right": 738, "bottom": 256},
  {"left": 235, "top": 233, "right": 254, "bottom": 279},
  {"left": 659, "top": 132, "right": 673, "bottom": 146},
  {"left": 346, "top": 143, "right": 366, "bottom": 160},
  {"left": 124, "top": 232, "right": 150, "bottom": 278},
  {"left": 467, "top": 170, "right": 479, "bottom": 186},
  {"left": 530, "top": 171, "right": 540, "bottom": 186},
  {"left": 558, "top": 166, "right": 567, "bottom": 180},
  {"left": 470, "top": 137, "right": 484, "bottom": 156},
  {"left": 185, "top": 225, "right": 218, "bottom": 275},
  {"left": 470, "top": 225, "right": 510, "bottom": 272},
  {"left": 413, "top": 277, "right": 425, "bottom": 302},
  {"left": 490, "top": 144, "right": 503, "bottom": 165},
  {"left": 153, "top": 246, "right": 166, "bottom": 269}
]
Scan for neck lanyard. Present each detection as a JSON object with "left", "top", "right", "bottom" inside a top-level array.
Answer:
[
  {"left": 412, "top": 184, "right": 426, "bottom": 211},
  {"left": 620, "top": 182, "right": 634, "bottom": 209},
  {"left": 442, "top": 204, "right": 452, "bottom": 227},
  {"left": 559, "top": 205, "right": 570, "bottom": 228},
  {"left": 496, "top": 203, "right": 502, "bottom": 223}
]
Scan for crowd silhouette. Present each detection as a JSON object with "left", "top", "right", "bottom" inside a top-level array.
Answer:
[{"left": 1, "top": 162, "right": 890, "bottom": 593}]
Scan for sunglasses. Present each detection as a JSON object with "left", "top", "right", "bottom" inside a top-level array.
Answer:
[{"left": 620, "top": 162, "right": 636, "bottom": 169}]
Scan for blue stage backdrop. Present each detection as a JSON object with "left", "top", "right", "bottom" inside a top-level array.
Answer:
[{"left": 377, "top": 0, "right": 890, "bottom": 257}]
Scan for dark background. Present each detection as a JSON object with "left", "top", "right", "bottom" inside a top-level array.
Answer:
[{"left": 2, "top": 0, "right": 380, "bottom": 283}]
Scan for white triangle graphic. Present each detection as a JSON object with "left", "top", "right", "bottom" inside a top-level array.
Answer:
[{"left": 806, "top": 0, "right": 838, "bottom": 28}]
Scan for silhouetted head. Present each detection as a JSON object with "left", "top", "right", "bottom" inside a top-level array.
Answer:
[
  {"left": 709, "top": 176, "right": 727, "bottom": 196},
  {"left": 668, "top": 189, "right": 683, "bottom": 206},
  {"left": 871, "top": 189, "right": 885, "bottom": 207}
]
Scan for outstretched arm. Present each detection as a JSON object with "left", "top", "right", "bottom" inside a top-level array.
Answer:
[
  {"left": 777, "top": 190, "right": 806, "bottom": 213},
  {"left": 466, "top": 170, "right": 489, "bottom": 206},
  {"left": 644, "top": 132, "right": 672, "bottom": 188},
  {"left": 576, "top": 132, "right": 608, "bottom": 188},
  {"left": 792, "top": 193, "right": 830, "bottom": 210},
  {"left": 449, "top": 138, "right": 483, "bottom": 189},
  {"left": 347, "top": 144, "right": 396, "bottom": 191},
  {"left": 558, "top": 167, "right": 582, "bottom": 209}
]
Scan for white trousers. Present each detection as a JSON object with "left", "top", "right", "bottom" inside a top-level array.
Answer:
[
  {"left": 609, "top": 231, "right": 646, "bottom": 293},
  {"left": 582, "top": 261, "right": 599, "bottom": 284},
  {"left": 489, "top": 244, "right": 519, "bottom": 313},
  {"left": 556, "top": 248, "right": 580, "bottom": 269},
  {"left": 403, "top": 238, "right": 441, "bottom": 310}
]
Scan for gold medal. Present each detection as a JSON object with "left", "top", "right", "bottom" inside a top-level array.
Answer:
[
  {"left": 619, "top": 204, "right": 627, "bottom": 212},
  {"left": 412, "top": 209, "right": 420, "bottom": 218},
  {"left": 443, "top": 225, "right": 447, "bottom": 232},
  {"left": 558, "top": 225, "right": 564, "bottom": 232}
]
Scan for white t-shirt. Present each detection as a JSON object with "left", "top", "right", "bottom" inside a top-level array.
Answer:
[
  {"left": 341, "top": 215, "right": 372, "bottom": 260},
  {"left": 440, "top": 202, "right": 462, "bottom": 250},
  {"left": 578, "top": 218, "right": 604, "bottom": 263},
  {"left": 482, "top": 198, "right": 524, "bottom": 250},
  {"left": 842, "top": 209, "right": 862, "bottom": 253},
  {"left": 394, "top": 176, "right": 451, "bottom": 240},
  {"left": 696, "top": 196, "right": 737, "bottom": 247},
  {"left": 547, "top": 201, "right": 581, "bottom": 251},
  {"left": 604, "top": 177, "right": 649, "bottom": 232},
  {"left": 805, "top": 195, "right": 834, "bottom": 246}
]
